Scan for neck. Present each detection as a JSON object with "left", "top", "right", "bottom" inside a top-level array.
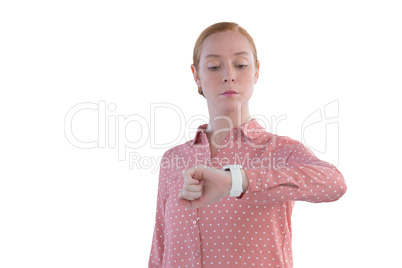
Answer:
[{"left": 206, "top": 101, "right": 252, "bottom": 145}]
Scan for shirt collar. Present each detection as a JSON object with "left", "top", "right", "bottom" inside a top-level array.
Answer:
[{"left": 189, "top": 118, "right": 266, "bottom": 147}]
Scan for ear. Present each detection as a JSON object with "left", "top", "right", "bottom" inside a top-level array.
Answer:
[
  {"left": 254, "top": 60, "right": 260, "bottom": 84},
  {"left": 191, "top": 64, "right": 202, "bottom": 87}
]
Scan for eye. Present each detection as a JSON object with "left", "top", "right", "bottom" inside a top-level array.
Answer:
[
  {"left": 236, "top": 64, "right": 248, "bottom": 69},
  {"left": 208, "top": 66, "right": 220, "bottom": 71}
]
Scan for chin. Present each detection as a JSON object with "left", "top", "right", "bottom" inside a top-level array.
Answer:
[{"left": 219, "top": 101, "right": 244, "bottom": 114}]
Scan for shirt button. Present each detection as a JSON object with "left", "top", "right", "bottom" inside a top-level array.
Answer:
[
  {"left": 195, "top": 250, "right": 200, "bottom": 257},
  {"left": 256, "top": 181, "right": 262, "bottom": 187},
  {"left": 192, "top": 220, "right": 197, "bottom": 225}
]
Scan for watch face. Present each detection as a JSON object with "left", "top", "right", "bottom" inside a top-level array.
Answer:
[{"left": 222, "top": 165, "right": 242, "bottom": 171}]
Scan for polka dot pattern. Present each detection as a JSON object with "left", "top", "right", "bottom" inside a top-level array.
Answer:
[{"left": 148, "top": 118, "right": 347, "bottom": 267}]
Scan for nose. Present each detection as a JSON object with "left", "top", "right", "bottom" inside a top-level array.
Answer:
[{"left": 223, "top": 66, "right": 236, "bottom": 84}]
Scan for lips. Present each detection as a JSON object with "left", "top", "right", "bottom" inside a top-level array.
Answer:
[{"left": 221, "top": 90, "right": 238, "bottom": 95}]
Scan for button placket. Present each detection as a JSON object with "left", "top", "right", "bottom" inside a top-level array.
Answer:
[{"left": 191, "top": 210, "right": 202, "bottom": 265}]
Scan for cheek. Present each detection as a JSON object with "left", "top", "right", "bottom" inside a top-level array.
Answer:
[
  {"left": 201, "top": 71, "right": 220, "bottom": 85},
  {"left": 238, "top": 72, "right": 255, "bottom": 85}
]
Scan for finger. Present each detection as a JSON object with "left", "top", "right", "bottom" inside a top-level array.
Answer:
[
  {"left": 179, "top": 183, "right": 203, "bottom": 200},
  {"left": 182, "top": 169, "right": 200, "bottom": 185},
  {"left": 187, "top": 176, "right": 201, "bottom": 185},
  {"left": 178, "top": 196, "right": 205, "bottom": 209},
  {"left": 182, "top": 192, "right": 201, "bottom": 201},
  {"left": 183, "top": 165, "right": 207, "bottom": 181},
  {"left": 183, "top": 180, "right": 205, "bottom": 192}
]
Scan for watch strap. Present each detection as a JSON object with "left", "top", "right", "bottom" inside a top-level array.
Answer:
[{"left": 222, "top": 165, "right": 243, "bottom": 197}]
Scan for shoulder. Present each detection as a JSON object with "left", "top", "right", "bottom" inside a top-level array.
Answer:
[
  {"left": 160, "top": 140, "right": 194, "bottom": 159},
  {"left": 256, "top": 131, "right": 301, "bottom": 147},
  {"left": 265, "top": 133, "right": 313, "bottom": 155},
  {"left": 272, "top": 134, "right": 302, "bottom": 146}
]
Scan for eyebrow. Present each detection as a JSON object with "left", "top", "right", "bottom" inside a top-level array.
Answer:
[{"left": 204, "top": 51, "right": 250, "bottom": 59}]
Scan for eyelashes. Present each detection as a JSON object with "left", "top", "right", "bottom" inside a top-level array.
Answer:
[
  {"left": 207, "top": 65, "right": 248, "bottom": 71},
  {"left": 208, "top": 66, "right": 220, "bottom": 71},
  {"left": 236, "top": 64, "right": 248, "bottom": 69}
]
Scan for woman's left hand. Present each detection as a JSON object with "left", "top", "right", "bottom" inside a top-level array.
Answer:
[{"left": 178, "top": 165, "right": 232, "bottom": 209}]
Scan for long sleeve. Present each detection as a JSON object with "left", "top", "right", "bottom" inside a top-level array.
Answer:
[
  {"left": 148, "top": 152, "right": 169, "bottom": 268},
  {"left": 144, "top": 118, "right": 345, "bottom": 267},
  {"left": 238, "top": 136, "right": 347, "bottom": 204}
]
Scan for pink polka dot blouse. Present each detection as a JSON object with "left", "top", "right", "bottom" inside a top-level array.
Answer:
[{"left": 148, "top": 118, "right": 347, "bottom": 267}]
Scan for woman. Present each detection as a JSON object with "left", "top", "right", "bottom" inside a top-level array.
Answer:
[{"left": 148, "top": 22, "right": 347, "bottom": 268}]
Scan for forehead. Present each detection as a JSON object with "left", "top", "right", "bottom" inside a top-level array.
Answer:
[{"left": 200, "top": 30, "right": 253, "bottom": 59}]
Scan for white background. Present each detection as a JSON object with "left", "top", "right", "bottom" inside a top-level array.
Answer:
[{"left": 1, "top": 0, "right": 401, "bottom": 267}]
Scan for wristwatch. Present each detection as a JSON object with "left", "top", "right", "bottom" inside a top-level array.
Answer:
[{"left": 221, "top": 165, "right": 243, "bottom": 197}]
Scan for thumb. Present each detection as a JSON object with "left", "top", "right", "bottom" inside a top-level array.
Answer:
[
  {"left": 184, "top": 165, "right": 207, "bottom": 182},
  {"left": 199, "top": 179, "right": 205, "bottom": 187}
]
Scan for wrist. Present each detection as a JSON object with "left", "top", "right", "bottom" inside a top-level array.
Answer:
[
  {"left": 224, "top": 171, "right": 232, "bottom": 197},
  {"left": 240, "top": 169, "right": 249, "bottom": 193},
  {"left": 222, "top": 165, "right": 243, "bottom": 197}
]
